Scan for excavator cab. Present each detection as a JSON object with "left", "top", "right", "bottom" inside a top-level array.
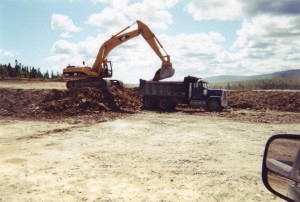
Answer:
[{"left": 102, "top": 60, "right": 113, "bottom": 78}]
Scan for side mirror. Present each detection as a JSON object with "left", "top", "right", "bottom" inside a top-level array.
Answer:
[{"left": 262, "top": 134, "right": 300, "bottom": 202}]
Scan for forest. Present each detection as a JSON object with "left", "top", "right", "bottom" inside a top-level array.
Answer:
[
  {"left": 0, "top": 61, "right": 61, "bottom": 80},
  {"left": 210, "top": 77, "right": 300, "bottom": 90}
]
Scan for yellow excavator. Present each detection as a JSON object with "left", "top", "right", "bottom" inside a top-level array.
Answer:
[{"left": 63, "top": 20, "right": 175, "bottom": 89}]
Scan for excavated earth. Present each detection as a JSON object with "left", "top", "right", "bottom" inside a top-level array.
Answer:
[
  {"left": 0, "top": 85, "right": 299, "bottom": 124},
  {"left": 0, "top": 86, "right": 139, "bottom": 117}
]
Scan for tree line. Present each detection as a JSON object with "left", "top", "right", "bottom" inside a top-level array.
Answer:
[
  {"left": 0, "top": 61, "right": 61, "bottom": 80},
  {"left": 210, "top": 77, "right": 300, "bottom": 90}
]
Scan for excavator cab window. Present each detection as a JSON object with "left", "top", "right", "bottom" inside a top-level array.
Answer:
[{"left": 103, "top": 61, "right": 113, "bottom": 77}]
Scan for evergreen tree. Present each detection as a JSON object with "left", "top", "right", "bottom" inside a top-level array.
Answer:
[
  {"left": 1, "top": 64, "right": 9, "bottom": 78},
  {"left": 0, "top": 64, "right": 3, "bottom": 78},
  {"left": 30, "top": 67, "right": 36, "bottom": 78},
  {"left": 44, "top": 70, "right": 50, "bottom": 79},
  {"left": 7, "top": 63, "right": 15, "bottom": 77},
  {"left": 15, "top": 63, "right": 21, "bottom": 78}
]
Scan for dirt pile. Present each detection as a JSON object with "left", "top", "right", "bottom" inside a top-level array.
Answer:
[
  {"left": 0, "top": 88, "right": 47, "bottom": 117},
  {"left": 0, "top": 87, "right": 141, "bottom": 119},
  {"left": 227, "top": 90, "right": 300, "bottom": 112},
  {"left": 41, "top": 86, "right": 141, "bottom": 115}
]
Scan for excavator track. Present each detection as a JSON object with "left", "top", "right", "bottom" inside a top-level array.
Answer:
[{"left": 66, "top": 78, "right": 123, "bottom": 89}]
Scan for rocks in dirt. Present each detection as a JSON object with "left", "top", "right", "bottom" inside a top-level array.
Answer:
[
  {"left": 40, "top": 86, "right": 141, "bottom": 115},
  {"left": 227, "top": 90, "right": 300, "bottom": 112},
  {"left": 0, "top": 88, "right": 47, "bottom": 118},
  {"left": 0, "top": 86, "right": 141, "bottom": 119}
]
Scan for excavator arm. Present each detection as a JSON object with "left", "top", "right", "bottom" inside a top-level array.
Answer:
[{"left": 91, "top": 20, "right": 174, "bottom": 81}]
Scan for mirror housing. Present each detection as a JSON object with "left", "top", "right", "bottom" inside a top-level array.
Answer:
[{"left": 262, "top": 134, "right": 300, "bottom": 202}]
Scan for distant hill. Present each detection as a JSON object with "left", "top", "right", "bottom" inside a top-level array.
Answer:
[{"left": 205, "top": 69, "right": 300, "bottom": 83}]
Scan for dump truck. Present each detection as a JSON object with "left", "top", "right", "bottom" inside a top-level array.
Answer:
[{"left": 139, "top": 76, "right": 227, "bottom": 111}]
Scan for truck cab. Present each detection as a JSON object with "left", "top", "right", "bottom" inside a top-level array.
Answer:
[{"left": 187, "top": 78, "right": 227, "bottom": 111}]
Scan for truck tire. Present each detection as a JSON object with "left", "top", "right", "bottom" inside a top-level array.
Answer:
[
  {"left": 158, "top": 99, "right": 170, "bottom": 110},
  {"left": 207, "top": 99, "right": 222, "bottom": 112},
  {"left": 66, "top": 80, "right": 74, "bottom": 89},
  {"left": 143, "top": 97, "right": 156, "bottom": 109}
]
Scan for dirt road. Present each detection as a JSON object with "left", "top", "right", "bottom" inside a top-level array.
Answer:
[{"left": 1, "top": 112, "right": 299, "bottom": 201}]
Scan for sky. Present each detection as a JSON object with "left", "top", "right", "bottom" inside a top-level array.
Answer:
[{"left": 1, "top": 0, "right": 300, "bottom": 83}]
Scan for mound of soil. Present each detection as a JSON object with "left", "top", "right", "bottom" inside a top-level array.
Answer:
[
  {"left": 41, "top": 86, "right": 141, "bottom": 115},
  {"left": 0, "top": 88, "right": 47, "bottom": 117},
  {"left": 0, "top": 86, "right": 141, "bottom": 119},
  {"left": 0, "top": 86, "right": 299, "bottom": 123},
  {"left": 227, "top": 90, "right": 300, "bottom": 112}
]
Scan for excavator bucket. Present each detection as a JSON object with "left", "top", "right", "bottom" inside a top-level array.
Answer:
[{"left": 153, "top": 65, "right": 175, "bottom": 81}]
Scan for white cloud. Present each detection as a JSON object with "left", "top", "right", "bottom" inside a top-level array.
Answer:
[
  {"left": 87, "top": 0, "right": 130, "bottom": 30},
  {"left": 87, "top": 7, "right": 129, "bottom": 33},
  {"left": 0, "top": 49, "right": 19, "bottom": 58},
  {"left": 230, "top": 14, "right": 300, "bottom": 74},
  {"left": 59, "top": 32, "right": 72, "bottom": 38},
  {"left": 50, "top": 40, "right": 78, "bottom": 55},
  {"left": 126, "top": 0, "right": 177, "bottom": 30},
  {"left": 183, "top": 0, "right": 300, "bottom": 76},
  {"left": 156, "top": 33, "right": 240, "bottom": 78},
  {"left": 184, "top": 0, "right": 242, "bottom": 21},
  {"left": 184, "top": 0, "right": 300, "bottom": 21},
  {"left": 90, "top": 0, "right": 110, "bottom": 3},
  {"left": 233, "top": 14, "right": 300, "bottom": 58},
  {"left": 51, "top": 14, "right": 80, "bottom": 33},
  {"left": 87, "top": 0, "right": 178, "bottom": 33},
  {"left": 48, "top": 35, "right": 107, "bottom": 69},
  {"left": 77, "top": 36, "right": 106, "bottom": 57},
  {"left": 241, "top": 0, "right": 300, "bottom": 17}
]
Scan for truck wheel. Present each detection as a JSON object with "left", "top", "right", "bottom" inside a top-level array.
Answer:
[
  {"left": 143, "top": 98, "right": 156, "bottom": 109},
  {"left": 159, "top": 99, "right": 170, "bottom": 110},
  {"left": 207, "top": 99, "right": 222, "bottom": 112},
  {"left": 66, "top": 81, "right": 73, "bottom": 89}
]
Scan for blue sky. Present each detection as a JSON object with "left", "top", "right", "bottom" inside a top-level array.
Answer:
[{"left": 1, "top": 0, "right": 300, "bottom": 83}]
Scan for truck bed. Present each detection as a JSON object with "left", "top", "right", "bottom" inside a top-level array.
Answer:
[{"left": 139, "top": 79, "right": 187, "bottom": 98}]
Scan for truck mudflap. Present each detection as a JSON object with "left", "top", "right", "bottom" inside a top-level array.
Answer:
[
  {"left": 221, "top": 90, "right": 227, "bottom": 107},
  {"left": 139, "top": 79, "right": 146, "bottom": 97}
]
